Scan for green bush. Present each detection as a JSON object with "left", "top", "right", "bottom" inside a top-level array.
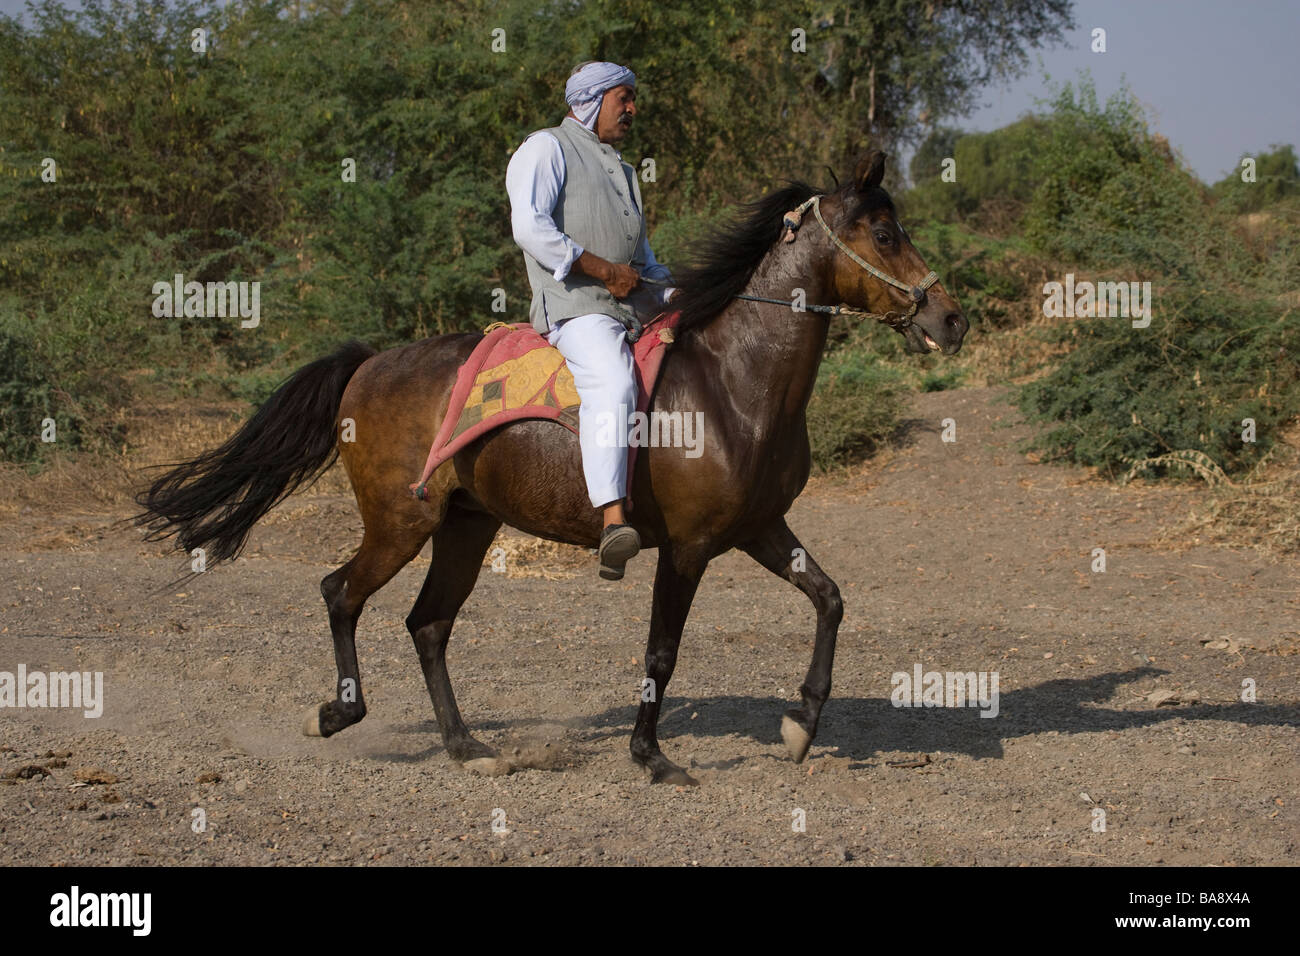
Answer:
[
  {"left": 806, "top": 347, "right": 906, "bottom": 471},
  {"left": 921, "top": 366, "right": 965, "bottom": 392},
  {"left": 0, "top": 311, "right": 114, "bottom": 463},
  {"left": 1211, "top": 144, "right": 1300, "bottom": 213},
  {"left": 906, "top": 117, "right": 1046, "bottom": 226},
  {"left": 1018, "top": 293, "right": 1300, "bottom": 477},
  {"left": 1012, "top": 82, "right": 1300, "bottom": 477},
  {"left": 0, "top": 314, "right": 59, "bottom": 462},
  {"left": 895, "top": 219, "right": 1034, "bottom": 332}
]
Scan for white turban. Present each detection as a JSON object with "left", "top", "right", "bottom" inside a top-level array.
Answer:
[{"left": 565, "top": 61, "right": 636, "bottom": 130}]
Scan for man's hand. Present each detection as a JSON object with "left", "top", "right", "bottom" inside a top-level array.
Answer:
[
  {"left": 603, "top": 263, "right": 640, "bottom": 299},
  {"left": 576, "top": 251, "right": 640, "bottom": 299}
]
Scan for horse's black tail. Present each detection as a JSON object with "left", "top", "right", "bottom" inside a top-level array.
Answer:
[{"left": 134, "top": 340, "right": 376, "bottom": 566}]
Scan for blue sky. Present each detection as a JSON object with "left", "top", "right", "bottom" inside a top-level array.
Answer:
[
  {"left": 962, "top": 0, "right": 1300, "bottom": 183},
  {"left": 3, "top": 0, "right": 1296, "bottom": 183}
]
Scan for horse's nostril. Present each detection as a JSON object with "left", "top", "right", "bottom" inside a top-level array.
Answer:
[{"left": 945, "top": 312, "right": 967, "bottom": 334}]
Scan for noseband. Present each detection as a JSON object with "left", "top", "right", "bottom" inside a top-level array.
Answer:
[{"left": 734, "top": 194, "right": 939, "bottom": 330}]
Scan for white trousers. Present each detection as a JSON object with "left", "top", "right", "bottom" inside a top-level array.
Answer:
[{"left": 547, "top": 313, "right": 636, "bottom": 509}]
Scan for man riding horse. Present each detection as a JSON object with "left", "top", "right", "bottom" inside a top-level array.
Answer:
[
  {"left": 137, "top": 59, "right": 969, "bottom": 782},
  {"left": 505, "top": 60, "right": 676, "bottom": 581}
]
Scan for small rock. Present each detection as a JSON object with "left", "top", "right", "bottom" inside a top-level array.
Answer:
[
  {"left": 74, "top": 767, "right": 119, "bottom": 785},
  {"left": 1201, "top": 637, "right": 1240, "bottom": 654},
  {"left": 5, "top": 764, "right": 50, "bottom": 780}
]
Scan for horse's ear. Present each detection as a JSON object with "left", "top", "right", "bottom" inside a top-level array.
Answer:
[{"left": 854, "top": 150, "right": 886, "bottom": 192}]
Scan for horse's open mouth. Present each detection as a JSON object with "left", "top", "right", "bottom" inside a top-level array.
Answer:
[{"left": 905, "top": 325, "right": 953, "bottom": 355}]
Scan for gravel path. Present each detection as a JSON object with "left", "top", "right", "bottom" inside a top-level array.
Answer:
[{"left": 1, "top": 387, "right": 1296, "bottom": 865}]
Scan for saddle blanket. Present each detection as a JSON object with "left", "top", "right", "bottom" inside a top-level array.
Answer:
[{"left": 409, "top": 311, "right": 681, "bottom": 499}]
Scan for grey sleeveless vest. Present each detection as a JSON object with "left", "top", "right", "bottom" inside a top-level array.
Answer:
[{"left": 520, "top": 119, "right": 648, "bottom": 332}]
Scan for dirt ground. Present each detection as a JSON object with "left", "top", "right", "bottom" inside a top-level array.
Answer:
[{"left": 1, "top": 386, "right": 1296, "bottom": 866}]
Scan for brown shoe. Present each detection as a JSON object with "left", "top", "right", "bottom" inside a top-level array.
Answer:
[{"left": 598, "top": 524, "right": 641, "bottom": 580}]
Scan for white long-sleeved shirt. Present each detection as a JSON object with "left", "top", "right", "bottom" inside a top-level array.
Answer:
[{"left": 506, "top": 117, "right": 674, "bottom": 304}]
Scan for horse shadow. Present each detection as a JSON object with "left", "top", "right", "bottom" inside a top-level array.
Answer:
[
  {"left": 567, "top": 666, "right": 1299, "bottom": 767},
  {"left": 374, "top": 666, "right": 1297, "bottom": 771}
]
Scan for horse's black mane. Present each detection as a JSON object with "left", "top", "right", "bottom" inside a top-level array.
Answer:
[
  {"left": 670, "top": 182, "right": 817, "bottom": 335},
  {"left": 670, "top": 178, "right": 895, "bottom": 335}
]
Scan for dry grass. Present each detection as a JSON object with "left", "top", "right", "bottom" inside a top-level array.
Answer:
[
  {"left": 0, "top": 400, "right": 357, "bottom": 520},
  {"left": 938, "top": 249, "right": 1074, "bottom": 388},
  {"left": 1123, "top": 425, "right": 1300, "bottom": 557},
  {"left": 946, "top": 318, "right": 1073, "bottom": 387},
  {"left": 0, "top": 452, "right": 137, "bottom": 514},
  {"left": 482, "top": 529, "right": 588, "bottom": 579}
]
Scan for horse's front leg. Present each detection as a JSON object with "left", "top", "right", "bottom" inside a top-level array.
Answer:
[
  {"left": 631, "top": 545, "right": 707, "bottom": 785},
  {"left": 740, "top": 518, "right": 843, "bottom": 762}
]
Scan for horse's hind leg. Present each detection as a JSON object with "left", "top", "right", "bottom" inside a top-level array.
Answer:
[
  {"left": 405, "top": 503, "right": 505, "bottom": 773},
  {"left": 740, "top": 518, "right": 843, "bottom": 763},
  {"left": 304, "top": 510, "right": 434, "bottom": 737}
]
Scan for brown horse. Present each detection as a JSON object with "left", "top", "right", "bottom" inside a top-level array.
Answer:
[{"left": 136, "top": 150, "right": 966, "bottom": 785}]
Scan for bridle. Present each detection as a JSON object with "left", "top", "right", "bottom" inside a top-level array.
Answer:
[
  {"left": 733, "top": 194, "right": 938, "bottom": 331},
  {"left": 620, "top": 193, "right": 939, "bottom": 344}
]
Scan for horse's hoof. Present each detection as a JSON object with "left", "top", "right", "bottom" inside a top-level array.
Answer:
[
  {"left": 651, "top": 764, "right": 699, "bottom": 786},
  {"left": 781, "top": 714, "right": 812, "bottom": 763},
  {"left": 464, "top": 757, "right": 513, "bottom": 777},
  {"left": 302, "top": 706, "right": 323, "bottom": 737}
]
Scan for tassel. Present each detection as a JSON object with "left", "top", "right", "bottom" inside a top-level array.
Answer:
[
  {"left": 781, "top": 208, "right": 804, "bottom": 243},
  {"left": 781, "top": 197, "right": 817, "bottom": 243}
]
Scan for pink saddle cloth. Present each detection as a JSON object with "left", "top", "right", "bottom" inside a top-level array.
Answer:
[{"left": 410, "top": 311, "right": 681, "bottom": 498}]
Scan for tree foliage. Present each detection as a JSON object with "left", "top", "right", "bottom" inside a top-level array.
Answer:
[{"left": 0, "top": 0, "right": 1073, "bottom": 463}]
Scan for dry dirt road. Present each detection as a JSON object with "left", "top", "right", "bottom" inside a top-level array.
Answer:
[{"left": 1, "top": 387, "right": 1296, "bottom": 866}]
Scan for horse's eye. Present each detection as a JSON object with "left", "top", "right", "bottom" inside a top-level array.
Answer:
[{"left": 874, "top": 232, "right": 892, "bottom": 245}]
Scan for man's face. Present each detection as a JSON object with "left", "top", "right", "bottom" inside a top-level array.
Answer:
[{"left": 595, "top": 85, "right": 636, "bottom": 145}]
